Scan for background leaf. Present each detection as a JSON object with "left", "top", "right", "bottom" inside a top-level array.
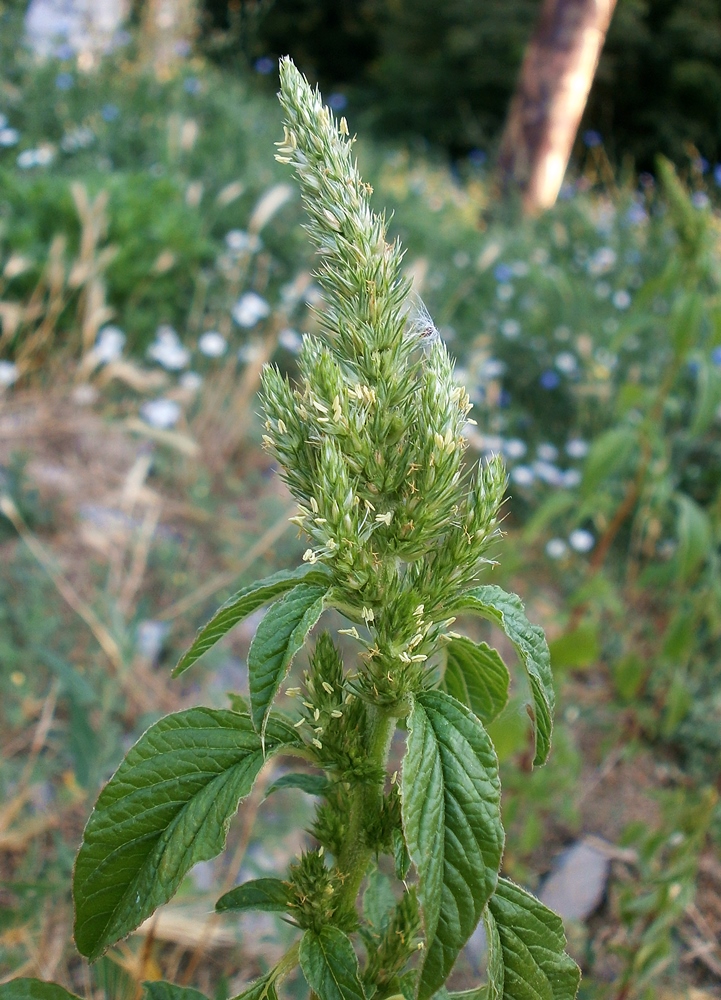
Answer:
[
  {"left": 485, "top": 878, "right": 581, "bottom": 1000},
  {"left": 215, "top": 877, "right": 291, "bottom": 913},
  {"left": 248, "top": 582, "right": 328, "bottom": 734},
  {"left": 299, "top": 926, "right": 366, "bottom": 1000},
  {"left": 442, "top": 638, "right": 510, "bottom": 725},
  {"left": 581, "top": 426, "right": 638, "bottom": 497},
  {"left": 402, "top": 691, "right": 503, "bottom": 1000},
  {"left": 454, "top": 586, "right": 554, "bottom": 766},
  {"left": 363, "top": 869, "right": 397, "bottom": 931},
  {"left": 143, "top": 984, "right": 209, "bottom": 1000},
  {"left": 73, "top": 708, "right": 300, "bottom": 960},
  {"left": 0, "top": 983, "right": 81, "bottom": 1000},
  {"left": 548, "top": 623, "right": 600, "bottom": 672},
  {"left": 173, "top": 565, "right": 327, "bottom": 677},
  {"left": 690, "top": 357, "right": 721, "bottom": 435},
  {"left": 674, "top": 493, "right": 712, "bottom": 583}
]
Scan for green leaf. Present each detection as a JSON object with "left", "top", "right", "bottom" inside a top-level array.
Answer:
[
  {"left": 581, "top": 427, "right": 637, "bottom": 497},
  {"left": 393, "top": 828, "right": 411, "bottom": 881},
  {"left": 143, "top": 984, "right": 209, "bottom": 1000},
  {"left": 690, "top": 357, "right": 721, "bottom": 435},
  {"left": 265, "top": 772, "right": 330, "bottom": 798},
  {"left": 173, "top": 565, "right": 328, "bottom": 677},
  {"left": 402, "top": 691, "right": 503, "bottom": 1000},
  {"left": 445, "top": 989, "right": 489, "bottom": 1000},
  {"left": 215, "top": 877, "right": 291, "bottom": 913},
  {"left": 483, "top": 903, "right": 504, "bottom": 1000},
  {"left": 674, "top": 494, "right": 711, "bottom": 582},
  {"left": 485, "top": 878, "right": 580, "bottom": 1000},
  {"left": 611, "top": 653, "right": 646, "bottom": 702},
  {"left": 453, "top": 586, "right": 554, "bottom": 766},
  {"left": 661, "top": 671, "right": 693, "bottom": 736},
  {"left": 442, "top": 638, "right": 510, "bottom": 725},
  {"left": 522, "top": 493, "right": 576, "bottom": 544},
  {"left": 73, "top": 708, "right": 301, "bottom": 960},
  {"left": 670, "top": 291, "right": 704, "bottom": 356},
  {"left": 249, "top": 582, "right": 328, "bottom": 734},
  {"left": 0, "top": 982, "right": 81, "bottom": 1000},
  {"left": 299, "top": 926, "right": 366, "bottom": 1000},
  {"left": 230, "top": 972, "right": 278, "bottom": 1000}
]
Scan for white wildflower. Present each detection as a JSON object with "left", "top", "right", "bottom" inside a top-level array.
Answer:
[
  {"left": 0, "top": 128, "right": 19, "bottom": 147},
  {"left": 503, "top": 438, "right": 527, "bottom": 460},
  {"left": 180, "top": 371, "right": 203, "bottom": 391},
  {"left": 554, "top": 351, "right": 577, "bottom": 374},
  {"left": 232, "top": 292, "right": 270, "bottom": 327},
  {"left": 94, "top": 325, "right": 125, "bottom": 364},
  {"left": 569, "top": 528, "right": 595, "bottom": 552},
  {"left": 546, "top": 538, "right": 568, "bottom": 559},
  {"left": 225, "top": 230, "right": 261, "bottom": 254},
  {"left": 139, "top": 398, "right": 181, "bottom": 429},
  {"left": 501, "top": 318, "right": 520, "bottom": 339},
  {"left": 561, "top": 468, "right": 582, "bottom": 488},
  {"left": 278, "top": 327, "right": 303, "bottom": 353},
  {"left": 565, "top": 438, "right": 589, "bottom": 459},
  {"left": 198, "top": 331, "right": 227, "bottom": 357},
  {"left": 147, "top": 325, "right": 190, "bottom": 370},
  {"left": 587, "top": 247, "right": 616, "bottom": 276},
  {"left": 510, "top": 465, "right": 534, "bottom": 487},
  {"left": 0, "top": 360, "right": 19, "bottom": 388}
]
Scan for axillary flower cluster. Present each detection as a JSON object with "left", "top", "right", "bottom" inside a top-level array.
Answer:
[{"left": 262, "top": 58, "right": 506, "bottom": 707}]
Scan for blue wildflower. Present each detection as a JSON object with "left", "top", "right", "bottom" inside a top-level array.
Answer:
[
  {"left": 254, "top": 57, "right": 275, "bottom": 75},
  {"left": 328, "top": 92, "right": 347, "bottom": 111},
  {"left": 540, "top": 370, "right": 560, "bottom": 390},
  {"left": 55, "top": 72, "right": 74, "bottom": 91},
  {"left": 101, "top": 104, "right": 119, "bottom": 122},
  {"left": 583, "top": 130, "right": 602, "bottom": 148},
  {"left": 494, "top": 263, "right": 513, "bottom": 283}
]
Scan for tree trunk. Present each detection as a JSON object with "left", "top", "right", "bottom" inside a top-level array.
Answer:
[
  {"left": 139, "top": 0, "right": 199, "bottom": 78},
  {"left": 497, "top": 0, "right": 617, "bottom": 214}
]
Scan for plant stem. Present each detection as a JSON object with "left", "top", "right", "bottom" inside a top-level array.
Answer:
[{"left": 336, "top": 703, "right": 396, "bottom": 909}]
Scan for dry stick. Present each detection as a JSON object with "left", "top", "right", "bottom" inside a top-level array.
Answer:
[
  {"left": 107, "top": 453, "right": 155, "bottom": 600},
  {"left": 117, "top": 502, "right": 162, "bottom": 618},
  {"left": 136, "top": 918, "right": 160, "bottom": 1000},
  {"left": 0, "top": 494, "right": 124, "bottom": 672},
  {"left": 158, "top": 506, "right": 295, "bottom": 623},
  {"left": 576, "top": 743, "right": 625, "bottom": 806},
  {"left": 681, "top": 903, "right": 721, "bottom": 977},
  {"left": 0, "top": 682, "right": 60, "bottom": 837},
  {"left": 19, "top": 681, "right": 61, "bottom": 788},
  {"left": 179, "top": 761, "right": 279, "bottom": 986}
]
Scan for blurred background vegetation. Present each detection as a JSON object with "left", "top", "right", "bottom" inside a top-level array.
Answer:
[
  {"left": 1, "top": 1, "right": 721, "bottom": 999},
  {"left": 202, "top": 0, "right": 721, "bottom": 166}
]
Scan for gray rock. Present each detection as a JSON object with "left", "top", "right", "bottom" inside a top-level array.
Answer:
[{"left": 539, "top": 839, "right": 610, "bottom": 921}]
